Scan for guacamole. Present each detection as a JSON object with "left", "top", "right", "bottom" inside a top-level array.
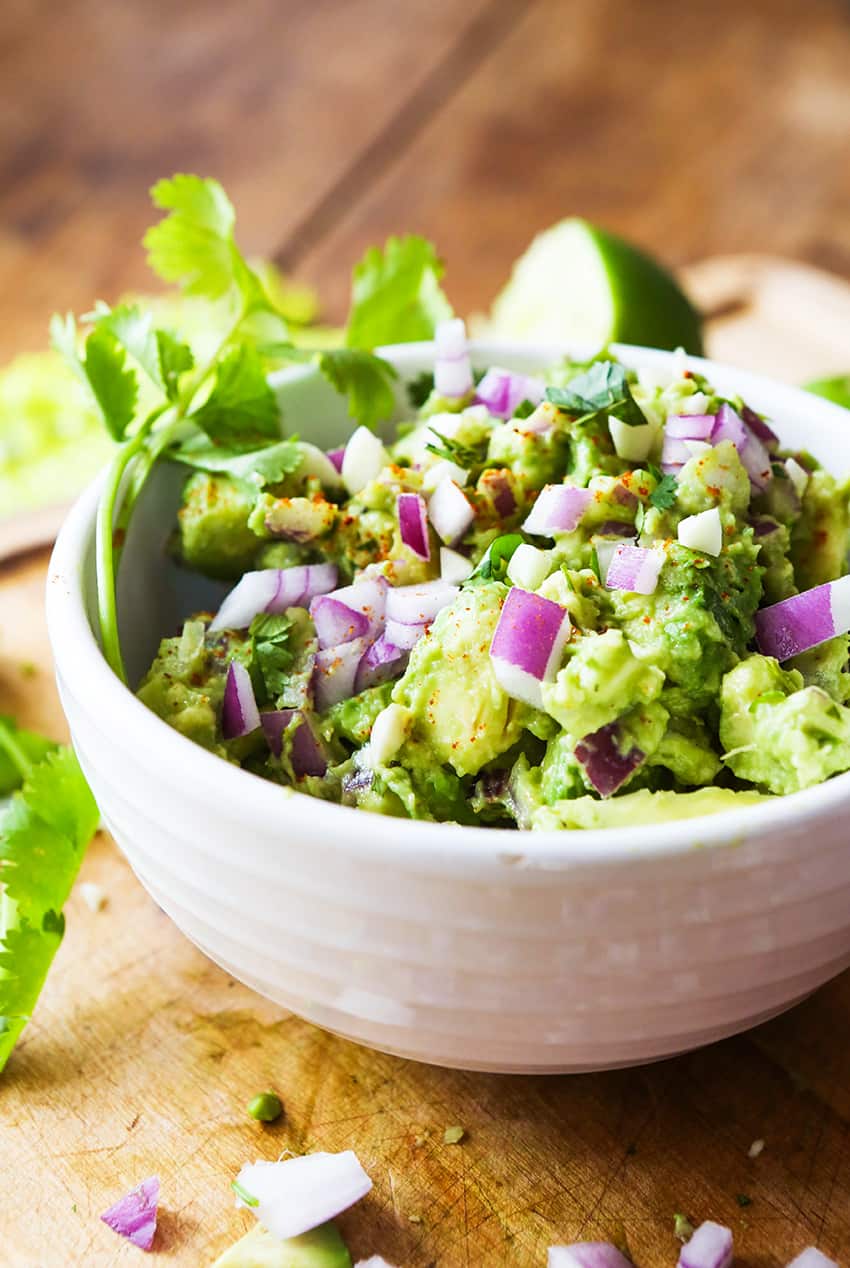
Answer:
[{"left": 137, "top": 334, "right": 850, "bottom": 829}]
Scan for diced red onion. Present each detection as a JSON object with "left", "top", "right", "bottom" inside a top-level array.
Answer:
[
  {"left": 434, "top": 318, "right": 473, "bottom": 398},
  {"left": 661, "top": 433, "right": 691, "bottom": 472},
  {"left": 678, "top": 507, "right": 722, "bottom": 556},
  {"left": 523, "top": 484, "right": 593, "bottom": 536},
  {"left": 710, "top": 403, "right": 747, "bottom": 451},
  {"left": 311, "top": 577, "right": 388, "bottom": 648},
  {"left": 612, "top": 483, "right": 638, "bottom": 509},
  {"left": 742, "top": 403, "right": 779, "bottom": 450},
  {"left": 210, "top": 565, "right": 338, "bottom": 632},
  {"left": 595, "top": 520, "right": 635, "bottom": 537},
  {"left": 575, "top": 722, "right": 644, "bottom": 797},
  {"left": 605, "top": 544, "right": 663, "bottom": 595},
  {"left": 481, "top": 469, "right": 517, "bottom": 519},
  {"left": 397, "top": 492, "right": 431, "bottom": 560},
  {"left": 261, "top": 709, "right": 327, "bottom": 777},
  {"left": 740, "top": 428, "right": 772, "bottom": 492},
  {"left": 548, "top": 1245, "right": 633, "bottom": 1268},
  {"left": 678, "top": 1220, "right": 733, "bottom": 1268},
  {"left": 100, "top": 1176, "right": 159, "bottom": 1251},
  {"left": 313, "top": 637, "right": 370, "bottom": 711},
  {"left": 594, "top": 537, "right": 635, "bottom": 581},
  {"left": 341, "top": 426, "right": 388, "bottom": 495},
  {"left": 440, "top": 546, "right": 473, "bottom": 583},
  {"left": 327, "top": 446, "right": 345, "bottom": 473},
  {"left": 355, "top": 634, "right": 408, "bottom": 692},
  {"left": 385, "top": 617, "right": 427, "bottom": 650},
  {"left": 755, "top": 575, "right": 850, "bottom": 660},
  {"left": 428, "top": 477, "right": 475, "bottom": 546},
  {"left": 234, "top": 1152, "right": 372, "bottom": 1242},
  {"left": 786, "top": 1250, "right": 838, "bottom": 1268},
  {"left": 474, "top": 366, "right": 545, "bottom": 419},
  {"left": 489, "top": 587, "right": 572, "bottom": 709},
  {"left": 222, "top": 661, "right": 260, "bottom": 739},
  {"left": 521, "top": 401, "right": 559, "bottom": 434},
  {"left": 666, "top": 413, "right": 716, "bottom": 440},
  {"left": 751, "top": 517, "right": 779, "bottom": 537},
  {"left": 386, "top": 579, "right": 458, "bottom": 624}
]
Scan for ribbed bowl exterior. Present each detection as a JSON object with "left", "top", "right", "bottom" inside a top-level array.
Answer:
[{"left": 47, "top": 342, "right": 850, "bottom": 1073}]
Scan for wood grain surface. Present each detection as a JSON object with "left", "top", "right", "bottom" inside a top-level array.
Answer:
[{"left": 3, "top": 0, "right": 850, "bottom": 1264}]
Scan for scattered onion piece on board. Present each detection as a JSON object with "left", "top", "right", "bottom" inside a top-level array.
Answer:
[
  {"left": 677, "top": 1220, "right": 733, "bottom": 1268},
  {"left": 475, "top": 366, "right": 545, "bottom": 419},
  {"left": 754, "top": 575, "right": 850, "bottom": 660},
  {"left": 489, "top": 587, "right": 571, "bottom": 709},
  {"left": 355, "top": 1258, "right": 400, "bottom": 1268},
  {"left": 523, "top": 484, "right": 593, "bottom": 536},
  {"left": 100, "top": 1176, "right": 159, "bottom": 1251},
  {"left": 548, "top": 1244, "right": 633, "bottom": 1268},
  {"left": 233, "top": 1152, "right": 372, "bottom": 1241},
  {"left": 786, "top": 1249, "right": 839, "bottom": 1268},
  {"left": 397, "top": 492, "right": 431, "bottom": 560},
  {"left": 434, "top": 318, "right": 473, "bottom": 398},
  {"left": 605, "top": 543, "right": 663, "bottom": 595},
  {"left": 575, "top": 722, "right": 645, "bottom": 798},
  {"left": 222, "top": 661, "right": 260, "bottom": 739}
]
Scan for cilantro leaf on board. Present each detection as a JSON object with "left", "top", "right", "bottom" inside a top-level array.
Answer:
[
  {"left": 346, "top": 235, "right": 452, "bottom": 350},
  {"left": 189, "top": 345, "right": 280, "bottom": 449},
  {"left": 319, "top": 348, "right": 397, "bottom": 431},
  {"left": 0, "top": 740, "right": 99, "bottom": 1072},
  {"left": 546, "top": 360, "right": 646, "bottom": 428}
]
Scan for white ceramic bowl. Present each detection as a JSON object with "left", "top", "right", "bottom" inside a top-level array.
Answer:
[{"left": 47, "top": 341, "right": 850, "bottom": 1073}]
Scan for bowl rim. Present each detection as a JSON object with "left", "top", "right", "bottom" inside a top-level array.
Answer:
[{"left": 46, "top": 338, "right": 850, "bottom": 867}]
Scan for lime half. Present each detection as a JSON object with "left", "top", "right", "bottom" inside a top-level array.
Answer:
[{"left": 483, "top": 219, "right": 703, "bottom": 355}]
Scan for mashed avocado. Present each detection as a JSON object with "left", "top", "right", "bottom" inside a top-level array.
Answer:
[{"left": 137, "top": 346, "right": 850, "bottom": 829}]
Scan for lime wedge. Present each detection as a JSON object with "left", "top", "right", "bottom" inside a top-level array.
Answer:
[
  {"left": 805, "top": 374, "right": 850, "bottom": 410},
  {"left": 483, "top": 219, "right": 703, "bottom": 354}
]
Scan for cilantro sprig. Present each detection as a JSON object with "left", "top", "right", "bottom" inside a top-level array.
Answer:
[
  {"left": 0, "top": 723, "right": 99, "bottom": 1072},
  {"left": 51, "top": 174, "right": 398, "bottom": 682}
]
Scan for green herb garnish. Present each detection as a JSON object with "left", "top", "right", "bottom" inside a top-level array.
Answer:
[
  {"left": 468, "top": 533, "right": 524, "bottom": 585},
  {"left": 0, "top": 727, "right": 99, "bottom": 1072},
  {"left": 546, "top": 360, "right": 646, "bottom": 428},
  {"left": 513, "top": 398, "right": 536, "bottom": 420},
  {"left": 51, "top": 174, "right": 397, "bottom": 683},
  {"left": 647, "top": 465, "right": 679, "bottom": 511},
  {"left": 424, "top": 428, "right": 480, "bottom": 469},
  {"left": 346, "top": 234, "right": 452, "bottom": 349},
  {"left": 250, "top": 613, "right": 297, "bottom": 703},
  {"left": 673, "top": 1212, "right": 694, "bottom": 1241},
  {"left": 736, "top": 1193, "right": 753, "bottom": 1208}
]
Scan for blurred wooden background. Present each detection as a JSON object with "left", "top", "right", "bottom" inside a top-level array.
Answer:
[
  {"left": 3, "top": 0, "right": 850, "bottom": 354},
  {"left": 3, "top": 2, "right": 850, "bottom": 1265}
]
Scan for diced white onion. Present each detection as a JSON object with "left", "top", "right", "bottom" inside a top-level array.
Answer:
[
  {"left": 677, "top": 507, "right": 722, "bottom": 556},
  {"left": 440, "top": 547, "right": 474, "bottom": 583},
  {"left": 506, "top": 543, "right": 552, "bottom": 591},
  {"left": 785, "top": 457, "right": 809, "bottom": 498},
  {"left": 421, "top": 458, "right": 469, "bottom": 491},
  {"left": 366, "top": 703, "right": 411, "bottom": 766},
  {"left": 609, "top": 416, "right": 654, "bottom": 462},
  {"left": 341, "top": 427, "right": 389, "bottom": 495}
]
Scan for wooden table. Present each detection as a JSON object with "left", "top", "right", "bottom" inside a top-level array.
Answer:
[{"left": 3, "top": 2, "right": 850, "bottom": 1263}]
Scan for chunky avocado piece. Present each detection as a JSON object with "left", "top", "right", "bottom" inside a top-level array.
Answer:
[
  {"left": 393, "top": 583, "right": 531, "bottom": 776},
  {"left": 647, "top": 716, "right": 722, "bottom": 787},
  {"left": 720, "top": 655, "right": 850, "bottom": 794},
  {"left": 212, "top": 1220, "right": 351, "bottom": 1268},
  {"left": 790, "top": 468, "right": 850, "bottom": 589},
  {"left": 176, "top": 472, "right": 260, "bottom": 580},
  {"left": 541, "top": 629, "right": 664, "bottom": 739},
  {"left": 532, "top": 786, "right": 768, "bottom": 830},
  {"left": 791, "top": 634, "right": 850, "bottom": 706},
  {"left": 322, "top": 683, "right": 394, "bottom": 746},
  {"left": 674, "top": 441, "right": 751, "bottom": 517},
  {"left": 486, "top": 417, "right": 570, "bottom": 490}
]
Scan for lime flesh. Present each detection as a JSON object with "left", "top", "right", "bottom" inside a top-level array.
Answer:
[
  {"left": 805, "top": 374, "right": 850, "bottom": 410},
  {"left": 485, "top": 219, "right": 703, "bottom": 355}
]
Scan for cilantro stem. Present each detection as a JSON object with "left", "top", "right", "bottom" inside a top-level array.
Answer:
[
  {"left": 231, "top": 1180, "right": 259, "bottom": 1207},
  {"left": 0, "top": 719, "right": 34, "bottom": 782}
]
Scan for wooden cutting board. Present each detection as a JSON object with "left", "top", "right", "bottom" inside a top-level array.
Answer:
[{"left": 3, "top": 257, "right": 850, "bottom": 1268}]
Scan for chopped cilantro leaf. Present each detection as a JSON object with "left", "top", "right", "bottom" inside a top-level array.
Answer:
[
  {"left": 468, "top": 533, "right": 524, "bottom": 585},
  {"left": 170, "top": 437, "right": 303, "bottom": 487},
  {"left": 50, "top": 314, "right": 138, "bottom": 441},
  {"left": 190, "top": 345, "right": 280, "bottom": 449},
  {"left": 424, "top": 428, "right": 479, "bottom": 469},
  {"left": 250, "top": 613, "right": 297, "bottom": 702},
  {"left": 513, "top": 398, "right": 536, "bottom": 420},
  {"left": 407, "top": 371, "right": 435, "bottom": 410},
  {"left": 649, "top": 472, "right": 679, "bottom": 510},
  {"left": 547, "top": 360, "right": 646, "bottom": 428}
]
